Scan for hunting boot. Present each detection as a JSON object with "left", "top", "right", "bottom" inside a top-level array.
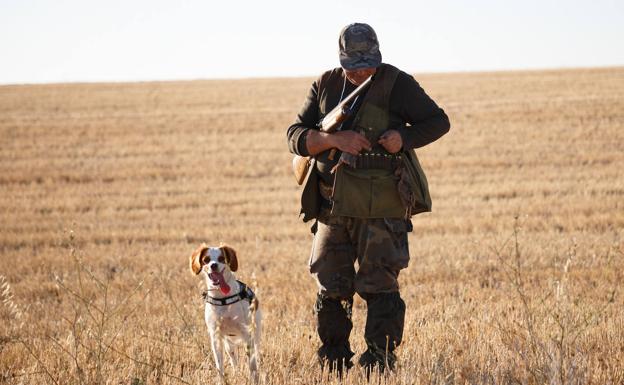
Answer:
[
  {"left": 358, "top": 292, "right": 406, "bottom": 376},
  {"left": 315, "top": 294, "right": 355, "bottom": 375}
]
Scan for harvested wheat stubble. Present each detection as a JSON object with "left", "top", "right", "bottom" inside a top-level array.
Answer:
[{"left": 1, "top": 67, "right": 623, "bottom": 384}]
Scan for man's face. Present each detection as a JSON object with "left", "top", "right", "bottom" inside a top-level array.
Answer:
[{"left": 344, "top": 67, "right": 377, "bottom": 86}]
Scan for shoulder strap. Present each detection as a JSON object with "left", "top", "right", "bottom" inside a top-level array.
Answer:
[
  {"left": 360, "top": 63, "right": 400, "bottom": 111},
  {"left": 351, "top": 63, "right": 401, "bottom": 148}
]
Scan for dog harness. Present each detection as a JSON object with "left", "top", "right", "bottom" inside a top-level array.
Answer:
[{"left": 202, "top": 280, "right": 256, "bottom": 306}]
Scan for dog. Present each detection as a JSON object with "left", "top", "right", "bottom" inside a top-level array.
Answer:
[{"left": 190, "top": 243, "right": 261, "bottom": 383}]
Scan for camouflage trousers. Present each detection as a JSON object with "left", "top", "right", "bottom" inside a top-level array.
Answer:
[
  {"left": 309, "top": 208, "right": 412, "bottom": 298},
  {"left": 310, "top": 208, "right": 411, "bottom": 373}
]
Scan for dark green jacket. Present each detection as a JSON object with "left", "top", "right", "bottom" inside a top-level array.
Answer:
[{"left": 287, "top": 64, "right": 450, "bottom": 221}]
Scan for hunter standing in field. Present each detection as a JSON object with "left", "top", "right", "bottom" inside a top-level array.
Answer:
[{"left": 286, "top": 23, "right": 450, "bottom": 375}]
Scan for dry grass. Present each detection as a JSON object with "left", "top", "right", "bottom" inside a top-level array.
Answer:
[{"left": 1, "top": 67, "right": 623, "bottom": 384}]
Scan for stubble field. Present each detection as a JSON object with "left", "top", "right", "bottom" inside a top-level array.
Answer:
[{"left": 1, "top": 67, "right": 623, "bottom": 384}]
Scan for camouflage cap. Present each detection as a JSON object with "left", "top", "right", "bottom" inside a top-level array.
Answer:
[{"left": 338, "top": 23, "right": 382, "bottom": 70}]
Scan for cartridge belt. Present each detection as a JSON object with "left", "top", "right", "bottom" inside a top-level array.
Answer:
[{"left": 354, "top": 153, "right": 400, "bottom": 171}]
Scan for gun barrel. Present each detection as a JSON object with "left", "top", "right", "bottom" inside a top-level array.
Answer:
[
  {"left": 319, "top": 75, "right": 373, "bottom": 132},
  {"left": 341, "top": 75, "right": 373, "bottom": 106}
]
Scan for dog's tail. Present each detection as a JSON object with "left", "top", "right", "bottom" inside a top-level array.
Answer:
[{"left": 249, "top": 302, "right": 261, "bottom": 382}]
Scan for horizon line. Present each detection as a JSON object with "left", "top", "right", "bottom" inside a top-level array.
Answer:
[{"left": 1, "top": 64, "right": 622, "bottom": 88}]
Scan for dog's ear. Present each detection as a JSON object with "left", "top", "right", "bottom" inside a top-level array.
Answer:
[
  {"left": 190, "top": 243, "right": 208, "bottom": 275},
  {"left": 220, "top": 244, "right": 238, "bottom": 272}
]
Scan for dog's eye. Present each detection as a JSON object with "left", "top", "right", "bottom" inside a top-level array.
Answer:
[
  {"left": 202, "top": 256, "right": 209, "bottom": 264},
  {"left": 218, "top": 256, "right": 225, "bottom": 263}
]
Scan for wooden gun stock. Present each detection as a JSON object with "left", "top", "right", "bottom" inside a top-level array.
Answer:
[{"left": 292, "top": 155, "right": 311, "bottom": 185}]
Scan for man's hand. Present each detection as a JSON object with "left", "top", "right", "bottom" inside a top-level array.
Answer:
[
  {"left": 331, "top": 131, "right": 372, "bottom": 155},
  {"left": 378, "top": 130, "right": 403, "bottom": 153}
]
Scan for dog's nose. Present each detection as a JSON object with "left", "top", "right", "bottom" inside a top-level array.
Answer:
[{"left": 210, "top": 263, "right": 219, "bottom": 271}]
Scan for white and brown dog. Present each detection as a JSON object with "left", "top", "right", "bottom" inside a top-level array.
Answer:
[{"left": 190, "top": 243, "right": 261, "bottom": 383}]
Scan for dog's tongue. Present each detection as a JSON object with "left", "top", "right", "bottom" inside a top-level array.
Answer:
[{"left": 209, "top": 272, "right": 231, "bottom": 295}]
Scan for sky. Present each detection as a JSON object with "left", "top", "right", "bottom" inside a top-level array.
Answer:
[{"left": 0, "top": 0, "right": 623, "bottom": 84}]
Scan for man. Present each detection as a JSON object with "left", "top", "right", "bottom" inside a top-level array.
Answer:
[{"left": 286, "top": 23, "right": 450, "bottom": 374}]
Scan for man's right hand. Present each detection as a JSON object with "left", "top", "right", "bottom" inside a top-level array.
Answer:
[
  {"left": 330, "top": 131, "right": 372, "bottom": 155},
  {"left": 305, "top": 129, "right": 372, "bottom": 157}
]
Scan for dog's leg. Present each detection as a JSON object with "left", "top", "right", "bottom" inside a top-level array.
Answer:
[
  {"left": 209, "top": 332, "right": 224, "bottom": 378},
  {"left": 224, "top": 339, "right": 237, "bottom": 369},
  {"left": 253, "top": 309, "right": 262, "bottom": 367},
  {"left": 246, "top": 339, "right": 259, "bottom": 384},
  {"left": 247, "top": 309, "right": 261, "bottom": 384}
]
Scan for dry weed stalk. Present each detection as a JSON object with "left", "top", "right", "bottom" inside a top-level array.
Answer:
[
  {"left": 2, "top": 274, "right": 63, "bottom": 385},
  {"left": 1, "top": 276, "right": 24, "bottom": 326},
  {"left": 1, "top": 231, "right": 197, "bottom": 385},
  {"left": 493, "top": 217, "right": 620, "bottom": 385}
]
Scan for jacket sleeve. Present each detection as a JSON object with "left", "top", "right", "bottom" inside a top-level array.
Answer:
[
  {"left": 394, "top": 73, "right": 450, "bottom": 150},
  {"left": 286, "top": 80, "right": 320, "bottom": 157}
]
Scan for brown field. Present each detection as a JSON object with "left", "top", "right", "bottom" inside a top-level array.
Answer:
[{"left": 1, "top": 67, "right": 623, "bottom": 385}]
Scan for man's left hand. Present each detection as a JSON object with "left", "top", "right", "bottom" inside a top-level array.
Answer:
[{"left": 378, "top": 130, "right": 403, "bottom": 153}]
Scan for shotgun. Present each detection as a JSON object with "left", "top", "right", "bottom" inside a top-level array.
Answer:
[{"left": 292, "top": 75, "right": 373, "bottom": 185}]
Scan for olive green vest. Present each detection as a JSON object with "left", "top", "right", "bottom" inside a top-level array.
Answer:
[{"left": 300, "top": 64, "right": 431, "bottom": 221}]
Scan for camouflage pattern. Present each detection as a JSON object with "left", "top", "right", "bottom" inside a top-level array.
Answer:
[
  {"left": 309, "top": 208, "right": 411, "bottom": 298},
  {"left": 339, "top": 23, "right": 382, "bottom": 70}
]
